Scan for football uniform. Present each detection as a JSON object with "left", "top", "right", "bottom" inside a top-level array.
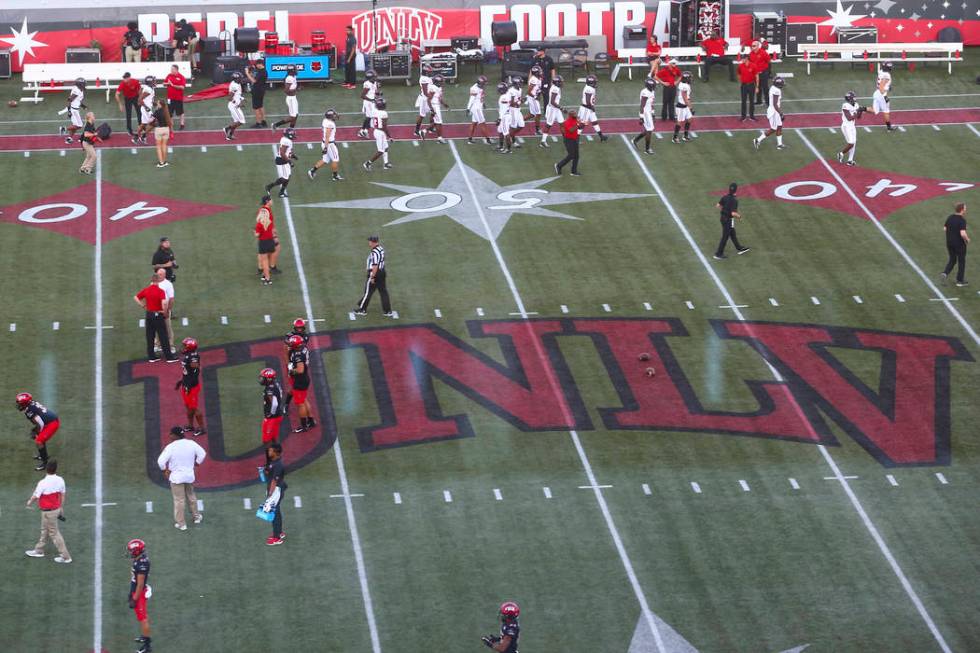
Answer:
[
  {"left": 140, "top": 84, "right": 155, "bottom": 125},
  {"left": 468, "top": 83, "right": 486, "bottom": 124},
  {"left": 675, "top": 81, "right": 693, "bottom": 122},
  {"left": 68, "top": 86, "right": 84, "bottom": 127},
  {"left": 526, "top": 74, "right": 542, "bottom": 115},
  {"left": 321, "top": 117, "right": 339, "bottom": 163},
  {"left": 507, "top": 87, "right": 525, "bottom": 129},
  {"left": 579, "top": 85, "right": 598, "bottom": 123},
  {"left": 227, "top": 80, "right": 245, "bottom": 124},
  {"left": 841, "top": 100, "right": 859, "bottom": 144},
  {"left": 262, "top": 380, "right": 285, "bottom": 443},
  {"left": 283, "top": 74, "right": 299, "bottom": 117},
  {"left": 544, "top": 85, "right": 563, "bottom": 126},
  {"left": 767, "top": 85, "right": 783, "bottom": 129},
  {"left": 429, "top": 84, "right": 445, "bottom": 124},
  {"left": 275, "top": 135, "right": 294, "bottom": 180},
  {"left": 372, "top": 109, "right": 389, "bottom": 151},
  {"left": 640, "top": 87, "right": 655, "bottom": 132},
  {"left": 362, "top": 79, "right": 379, "bottom": 119},
  {"left": 499, "top": 621, "right": 520, "bottom": 653},
  {"left": 415, "top": 74, "right": 432, "bottom": 117},
  {"left": 130, "top": 553, "right": 151, "bottom": 622},
  {"left": 179, "top": 351, "right": 201, "bottom": 410},
  {"left": 288, "top": 346, "right": 311, "bottom": 405},
  {"left": 24, "top": 401, "right": 60, "bottom": 445},
  {"left": 497, "top": 91, "right": 512, "bottom": 135},
  {"left": 873, "top": 70, "right": 891, "bottom": 114}
]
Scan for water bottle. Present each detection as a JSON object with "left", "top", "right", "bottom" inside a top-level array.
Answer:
[{"left": 257, "top": 466, "right": 266, "bottom": 483}]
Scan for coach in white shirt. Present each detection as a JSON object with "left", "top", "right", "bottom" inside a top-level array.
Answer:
[
  {"left": 25, "top": 459, "right": 72, "bottom": 563},
  {"left": 153, "top": 267, "right": 176, "bottom": 354},
  {"left": 157, "top": 426, "right": 206, "bottom": 531}
]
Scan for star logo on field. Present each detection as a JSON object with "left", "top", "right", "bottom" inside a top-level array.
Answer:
[
  {"left": 821, "top": 0, "right": 867, "bottom": 34},
  {"left": 295, "top": 162, "right": 652, "bottom": 241},
  {"left": 1, "top": 17, "right": 47, "bottom": 66}
]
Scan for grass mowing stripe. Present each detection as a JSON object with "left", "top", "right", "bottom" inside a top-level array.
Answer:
[
  {"left": 625, "top": 133, "right": 955, "bottom": 653},
  {"left": 796, "top": 129, "right": 980, "bottom": 349},
  {"left": 276, "top": 147, "right": 382, "bottom": 653},
  {"left": 93, "top": 148, "right": 105, "bottom": 653},
  {"left": 448, "top": 140, "right": 670, "bottom": 653}
]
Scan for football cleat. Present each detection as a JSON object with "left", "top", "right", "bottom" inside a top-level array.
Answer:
[
  {"left": 383, "top": 163, "right": 393, "bottom": 170},
  {"left": 836, "top": 151, "right": 844, "bottom": 163},
  {"left": 752, "top": 138, "right": 760, "bottom": 149},
  {"left": 362, "top": 161, "right": 372, "bottom": 171}
]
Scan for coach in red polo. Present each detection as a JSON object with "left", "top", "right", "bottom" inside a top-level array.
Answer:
[
  {"left": 656, "top": 58, "right": 679, "bottom": 120},
  {"left": 134, "top": 275, "right": 176, "bottom": 363},
  {"left": 115, "top": 72, "right": 141, "bottom": 135},
  {"left": 738, "top": 55, "right": 758, "bottom": 121},
  {"left": 749, "top": 40, "right": 773, "bottom": 105},
  {"left": 700, "top": 29, "right": 734, "bottom": 82}
]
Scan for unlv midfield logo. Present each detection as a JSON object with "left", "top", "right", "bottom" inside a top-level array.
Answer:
[{"left": 119, "top": 318, "right": 972, "bottom": 491}]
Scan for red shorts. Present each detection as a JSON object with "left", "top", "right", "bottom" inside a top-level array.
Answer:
[
  {"left": 180, "top": 384, "right": 201, "bottom": 410},
  {"left": 262, "top": 416, "right": 283, "bottom": 443},
  {"left": 132, "top": 587, "right": 149, "bottom": 621},
  {"left": 289, "top": 387, "right": 308, "bottom": 405},
  {"left": 35, "top": 419, "right": 60, "bottom": 445}
]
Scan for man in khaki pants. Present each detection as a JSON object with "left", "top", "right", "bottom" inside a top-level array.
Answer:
[
  {"left": 79, "top": 112, "right": 97, "bottom": 175},
  {"left": 157, "top": 425, "right": 206, "bottom": 531},
  {"left": 25, "top": 459, "right": 71, "bottom": 563}
]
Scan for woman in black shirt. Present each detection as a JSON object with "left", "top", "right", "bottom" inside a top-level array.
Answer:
[{"left": 149, "top": 99, "right": 172, "bottom": 168}]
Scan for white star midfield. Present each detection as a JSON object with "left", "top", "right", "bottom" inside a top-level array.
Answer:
[
  {"left": 296, "top": 162, "right": 652, "bottom": 241},
  {"left": 1, "top": 17, "right": 48, "bottom": 66},
  {"left": 820, "top": 0, "right": 868, "bottom": 34}
]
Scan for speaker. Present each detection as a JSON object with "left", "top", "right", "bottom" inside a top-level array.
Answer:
[
  {"left": 234, "top": 27, "right": 260, "bottom": 53},
  {"left": 213, "top": 55, "right": 246, "bottom": 84},
  {"left": 0, "top": 49, "right": 10, "bottom": 79},
  {"left": 491, "top": 21, "right": 518, "bottom": 47},
  {"left": 201, "top": 37, "right": 224, "bottom": 53},
  {"left": 96, "top": 122, "right": 112, "bottom": 140}
]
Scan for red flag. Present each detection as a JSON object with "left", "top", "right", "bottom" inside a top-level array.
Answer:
[{"left": 186, "top": 83, "right": 231, "bottom": 103}]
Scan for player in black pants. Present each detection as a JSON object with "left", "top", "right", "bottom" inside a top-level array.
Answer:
[
  {"left": 713, "top": 183, "right": 750, "bottom": 259},
  {"left": 941, "top": 203, "right": 970, "bottom": 286}
]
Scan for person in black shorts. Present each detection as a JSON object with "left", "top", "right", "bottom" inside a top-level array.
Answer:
[
  {"left": 246, "top": 60, "right": 268, "bottom": 128},
  {"left": 941, "top": 202, "right": 969, "bottom": 286},
  {"left": 713, "top": 182, "right": 750, "bottom": 259}
]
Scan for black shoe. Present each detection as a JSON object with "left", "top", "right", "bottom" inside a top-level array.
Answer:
[
  {"left": 292, "top": 424, "right": 310, "bottom": 433},
  {"left": 271, "top": 266, "right": 282, "bottom": 274},
  {"left": 672, "top": 137, "right": 681, "bottom": 144},
  {"left": 278, "top": 191, "right": 288, "bottom": 198},
  {"left": 307, "top": 418, "right": 317, "bottom": 428},
  {"left": 466, "top": 138, "right": 474, "bottom": 144},
  {"left": 554, "top": 163, "right": 561, "bottom": 175},
  {"left": 262, "top": 278, "right": 272, "bottom": 285},
  {"left": 940, "top": 272, "right": 948, "bottom": 284},
  {"left": 35, "top": 462, "right": 47, "bottom": 471},
  {"left": 33, "top": 454, "right": 43, "bottom": 461},
  {"left": 713, "top": 254, "right": 727, "bottom": 260},
  {"left": 736, "top": 247, "right": 751, "bottom": 255},
  {"left": 251, "top": 123, "right": 263, "bottom": 129},
  {"left": 644, "top": 149, "right": 654, "bottom": 155},
  {"left": 956, "top": 280, "right": 969, "bottom": 287},
  {"left": 148, "top": 357, "right": 161, "bottom": 363},
  {"left": 193, "top": 428, "right": 206, "bottom": 436},
  {"left": 182, "top": 425, "right": 194, "bottom": 432},
  {"left": 354, "top": 308, "right": 367, "bottom": 316},
  {"left": 570, "top": 171, "right": 581, "bottom": 176},
  {"left": 165, "top": 357, "right": 179, "bottom": 363},
  {"left": 598, "top": 134, "right": 608, "bottom": 142}
]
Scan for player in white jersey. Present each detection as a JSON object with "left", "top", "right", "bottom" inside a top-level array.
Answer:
[
  {"left": 414, "top": 73, "right": 433, "bottom": 137},
  {"left": 307, "top": 108, "right": 343, "bottom": 181},
  {"left": 133, "top": 76, "right": 156, "bottom": 144},
  {"left": 363, "top": 97, "right": 394, "bottom": 171},
  {"left": 265, "top": 128, "right": 298, "bottom": 198},
  {"left": 753, "top": 76, "right": 786, "bottom": 150},
  {"left": 672, "top": 71, "right": 694, "bottom": 143},
  {"left": 872, "top": 62, "right": 895, "bottom": 131},
  {"left": 59, "top": 78, "right": 86, "bottom": 144},
  {"left": 496, "top": 82, "right": 513, "bottom": 153},
  {"left": 631, "top": 77, "right": 657, "bottom": 155},
  {"left": 539, "top": 75, "right": 564, "bottom": 147},
  {"left": 466, "top": 75, "right": 493, "bottom": 145},
  {"left": 578, "top": 75, "right": 607, "bottom": 141},
  {"left": 837, "top": 90, "right": 865, "bottom": 166},
  {"left": 506, "top": 77, "right": 525, "bottom": 149},
  {"left": 359, "top": 69, "right": 380, "bottom": 138},
  {"left": 223, "top": 72, "right": 245, "bottom": 140},
  {"left": 272, "top": 65, "right": 299, "bottom": 130},
  {"left": 426, "top": 75, "right": 449, "bottom": 143},
  {"left": 525, "top": 65, "right": 543, "bottom": 135}
]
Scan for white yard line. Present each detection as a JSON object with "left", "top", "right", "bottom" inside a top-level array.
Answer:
[
  {"left": 449, "top": 140, "right": 669, "bottom": 653},
  {"left": 625, "top": 134, "right": 955, "bottom": 653},
  {"left": 276, "top": 146, "right": 381, "bottom": 653},
  {"left": 967, "top": 124, "right": 980, "bottom": 138},
  {"left": 92, "top": 148, "right": 105, "bottom": 653}
]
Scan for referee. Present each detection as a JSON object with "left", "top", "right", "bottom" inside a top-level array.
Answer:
[
  {"left": 554, "top": 109, "right": 582, "bottom": 176},
  {"left": 134, "top": 275, "right": 176, "bottom": 362},
  {"left": 354, "top": 235, "right": 391, "bottom": 317},
  {"left": 713, "top": 182, "right": 750, "bottom": 260}
]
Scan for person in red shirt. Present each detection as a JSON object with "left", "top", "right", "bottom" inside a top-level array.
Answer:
[
  {"left": 646, "top": 34, "right": 662, "bottom": 77},
  {"left": 749, "top": 41, "right": 772, "bottom": 106},
  {"left": 700, "top": 30, "right": 734, "bottom": 82},
  {"left": 255, "top": 195, "right": 279, "bottom": 285},
  {"left": 656, "top": 58, "right": 679, "bottom": 120},
  {"left": 164, "top": 65, "right": 186, "bottom": 130},
  {"left": 737, "top": 54, "right": 759, "bottom": 121},
  {"left": 554, "top": 110, "right": 582, "bottom": 176},
  {"left": 115, "top": 72, "right": 141, "bottom": 135},
  {"left": 134, "top": 276, "right": 176, "bottom": 362}
]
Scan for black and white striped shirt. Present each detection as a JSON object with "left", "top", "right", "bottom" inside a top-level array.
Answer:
[{"left": 366, "top": 245, "right": 385, "bottom": 271}]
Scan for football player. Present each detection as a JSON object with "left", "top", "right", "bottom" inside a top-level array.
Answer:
[
  {"left": 632, "top": 76, "right": 657, "bottom": 154},
  {"left": 414, "top": 72, "right": 433, "bottom": 137},
  {"left": 496, "top": 81, "right": 512, "bottom": 153},
  {"left": 16, "top": 392, "right": 60, "bottom": 471},
  {"left": 481, "top": 601, "right": 520, "bottom": 652},
  {"left": 753, "top": 76, "right": 786, "bottom": 150},
  {"left": 358, "top": 69, "right": 380, "bottom": 138},
  {"left": 672, "top": 71, "right": 694, "bottom": 143},
  {"left": 266, "top": 127, "right": 298, "bottom": 198},
  {"left": 837, "top": 90, "right": 864, "bottom": 166},
  {"left": 285, "top": 335, "right": 317, "bottom": 432},
  {"left": 466, "top": 75, "right": 493, "bottom": 145},
  {"left": 223, "top": 72, "right": 245, "bottom": 141},
  {"left": 59, "top": 78, "right": 86, "bottom": 144},
  {"left": 873, "top": 62, "right": 895, "bottom": 131},
  {"left": 427, "top": 75, "right": 449, "bottom": 143},
  {"left": 578, "top": 75, "right": 608, "bottom": 141},
  {"left": 363, "top": 97, "right": 393, "bottom": 170},
  {"left": 284, "top": 317, "right": 310, "bottom": 347},
  {"left": 127, "top": 538, "right": 153, "bottom": 653},
  {"left": 538, "top": 74, "right": 563, "bottom": 148},
  {"left": 262, "top": 442, "right": 287, "bottom": 546},
  {"left": 526, "top": 65, "right": 543, "bottom": 134},
  {"left": 174, "top": 338, "right": 205, "bottom": 435},
  {"left": 272, "top": 64, "right": 299, "bottom": 130},
  {"left": 134, "top": 76, "right": 156, "bottom": 145},
  {"left": 260, "top": 368, "right": 285, "bottom": 445},
  {"left": 307, "top": 108, "right": 343, "bottom": 181},
  {"left": 507, "top": 76, "right": 525, "bottom": 148}
]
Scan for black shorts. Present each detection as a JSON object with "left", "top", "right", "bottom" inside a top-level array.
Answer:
[
  {"left": 252, "top": 91, "right": 265, "bottom": 110},
  {"left": 258, "top": 238, "right": 276, "bottom": 254},
  {"left": 168, "top": 100, "right": 184, "bottom": 116}
]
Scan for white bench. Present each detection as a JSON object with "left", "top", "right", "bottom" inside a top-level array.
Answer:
[
  {"left": 612, "top": 42, "right": 781, "bottom": 81},
  {"left": 798, "top": 43, "right": 963, "bottom": 75},
  {"left": 21, "top": 62, "right": 193, "bottom": 104}
]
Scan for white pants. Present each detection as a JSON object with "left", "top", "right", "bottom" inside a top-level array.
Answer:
[
  {"left": 228, "top": 103, "right": 245, "bottom": 124},
  {"left": 640, "top": 112, "right": 654, "bottom": 132},
  {"left": 872, "top": 90, "right": 889, "bottom": 114},
  {"left": 415, "top": 94, "right": 430, "bottom": 117},
  {"left": 509, "top": 109, "right": 524, "bottom": 129},
  {"left": 497, "top": 113, "right": 511, "bottom": 135},
  {"left": 285, "top": 95, "right": 298, "bottom": 118},
  {"left": 362, "top": 99, "right": 375, "bottom": 119},
  {"left": 767, "top": 110, "right": 783, "bottom": 129},
  {"left": 140, "top": 105, "right": 154, "bottom": 125},
  {"left": 841, "top": 122, "right": 857, "bottom": 144},
  {"left": 374, "top": 131, "right": 388, "bottom": 151},
  {"left": 469, "top": 106, "right": 485, "bottom": 124},
  {"left": 578, "top": 107, "right": 597, "bottom": 123},
  {"left": 69, "top": 108, "right": 83, "bottom": 128},
  {"left": 545, "top": 105, "right": 563, "bottom": 126},
  {"left": 526, "top": 96, "right": 541, "bottom": 115},
  {"left": 431, "top": 105, "right": 444, "bottom": 124},
  {"left": 321, "top": 142, "right": 340, "bottom": 163},
  {"left": 276, "top": 162, "right": 292, "bottom": 179},
  {"left": 675, "top": 106, "right": 692, "bottom": 122}
]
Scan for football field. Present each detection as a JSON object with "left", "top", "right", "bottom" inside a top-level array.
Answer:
[{"left": 0, "top": 55, "right": 979, "bottom": 653}]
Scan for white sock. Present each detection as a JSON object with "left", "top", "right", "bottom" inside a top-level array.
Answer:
[
  {"left": 382, "top": 151, "right": 389, "bottom": 164},
  {"left": 757, "top": 133, "right": 766, "bottom": 142},
  {"left": 594, "top": 125, "right": 602, "bottom": 133},
  {"left": 848, "top": 144, "right": 856, "bottom": 161},
  {"left": 776, "top": 135, "right": 783, "bottom": 146},
  {"left": 540, "top": 131, "right": 548, "bottom": 143}
]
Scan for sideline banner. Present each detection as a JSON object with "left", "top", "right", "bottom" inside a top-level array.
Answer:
[{"left": 265, "top": 55, "right": 331, "bottom": 80}]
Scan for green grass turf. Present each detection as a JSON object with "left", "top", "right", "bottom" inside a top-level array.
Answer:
[{"left": 0, "top": 57, "right": 978, "bottom": 653}]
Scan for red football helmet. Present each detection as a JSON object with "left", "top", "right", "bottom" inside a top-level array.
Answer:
[
  {"left": 126, "top": 538, "right": 146, "bottom": 558},
  {"left": 15, "top": 392, "right": 33, "bottom": 410},
  {"left": 181, "top": 337, "right": 198, "bottom": 353},
  {"left": 259, "top": 368, "right": 277, "bottom": 384},
  {"left": 499, "top": 601, "right": 520, "bottom": 621},
  {"left": 286, "top": 335, "right": 304, "bottom": 350},
  {"left": 292, "top": 318, "right": 307, "bottom": 332}
]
